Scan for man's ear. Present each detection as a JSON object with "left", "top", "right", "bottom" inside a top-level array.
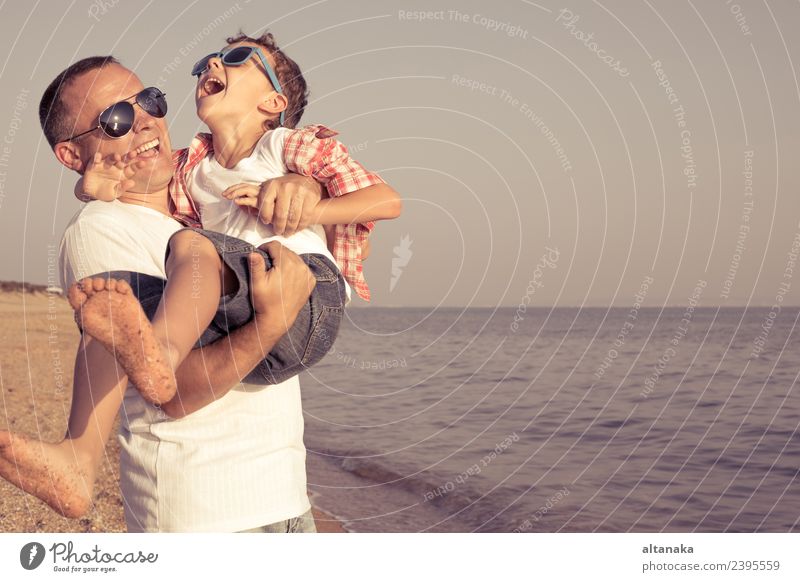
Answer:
[
  {"left": 54, "top": 141, "right": 86, "bottom": 174},
  {"left": 257, "top": 93, "right": 288, "bottom": 119}
]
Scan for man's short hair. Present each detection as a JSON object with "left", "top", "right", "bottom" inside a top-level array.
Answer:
[
  {"left": 39, "top": 56, "right": 120, "bottom": 148},
  {"left": 226, "top": 32, "right": 309, "bottom": 130}
]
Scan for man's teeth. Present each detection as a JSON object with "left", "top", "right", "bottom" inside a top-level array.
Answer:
[{"left": 134, "top": 138, "right": 159, "bottom": 157}]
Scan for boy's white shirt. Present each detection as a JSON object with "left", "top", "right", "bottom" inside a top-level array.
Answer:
[
  {"left": 188, "top": 127, "right": 351, "bottom": 299},
  {"left": 59, "top": 200, "right": 310, "bottom": 532}
]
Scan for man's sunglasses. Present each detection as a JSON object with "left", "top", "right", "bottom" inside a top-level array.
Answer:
[
  {"left": 192, "top": 46, "right": 285, "bottom": 126},
  {"left": 63, "top": 87, "right": 168, "bottom": 142}
]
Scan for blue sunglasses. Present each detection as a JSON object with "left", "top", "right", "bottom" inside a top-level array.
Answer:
[{"left": 192, "top": 46, "right": 285, "bottom": 126}]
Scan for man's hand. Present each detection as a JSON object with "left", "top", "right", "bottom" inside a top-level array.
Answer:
[
  {"left": 248, "top": 241, "right": 316, "bottom": 334},
  {"left": 80, "top": 152, "right": 144, "bottom": 201},
  {"left": 221, "top": 174, "right": 324, "bottom": 236}
]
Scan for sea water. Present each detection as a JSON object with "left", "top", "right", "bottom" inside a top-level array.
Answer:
[{"left": 302, "top": 307, "right": 800, "bottom": 532}]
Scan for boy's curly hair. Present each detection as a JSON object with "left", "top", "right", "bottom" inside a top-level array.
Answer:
[{"left": 226, "top": 31, "right": 309, "bottom": 130}]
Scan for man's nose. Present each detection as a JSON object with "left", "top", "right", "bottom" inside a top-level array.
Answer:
[{"left": 132, "top": 106, "right": 157, "bottom": 133}]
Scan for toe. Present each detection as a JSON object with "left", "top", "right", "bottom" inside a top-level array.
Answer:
[
  {"left": 115, "top": 279, "right": 132, "bottom": 295},
  {"left": 67, "top": 283, "right": 88, "bottom": 311},
  {"left": 91, "top": 277, "right": 106, "bottom": 292},
  {"left": 78, "top": 278, "right": 95, "bottom": 297}
]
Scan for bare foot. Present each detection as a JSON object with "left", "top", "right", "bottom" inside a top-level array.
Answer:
[
  {"left": 0, "top": 431, "right": 94, "bottom": 519},
  {"left": 68, "top": 277, "right": 176, "bottom": 404}
]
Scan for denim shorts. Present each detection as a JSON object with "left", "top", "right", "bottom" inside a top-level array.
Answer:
[
  {"left": 95, "top": 229, "right": 346, "bottom": 385},
  {"left": 236, "top": 508, "right": 317, "bottom": 533}
]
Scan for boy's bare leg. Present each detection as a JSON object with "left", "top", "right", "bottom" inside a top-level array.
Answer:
[
  {"left": 0, "top": 337, "right": 127, "bottom": 518},
  {"left": 151, "top": 230, "right": 237, "bottom": 370},
  {"left": 0, "top": 242, "right": 310, "bottom": 516},
  {"left": 64, "top": 232, "right": 233, "bottom": 405},
  {"left": 0, "top": 230, "right": 232, "bottom": 517},
  {"left": 68, "top": 277, "right": 175, "bottom": 404}
]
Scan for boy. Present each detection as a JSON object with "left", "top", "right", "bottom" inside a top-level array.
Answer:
[{"left": 74, "top": 31, "right": 401, "bottom": 401}]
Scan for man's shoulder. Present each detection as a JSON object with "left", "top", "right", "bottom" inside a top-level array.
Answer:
[
  {"left": 62, "top": 201, "right": 116, "bottom": 235},
  {"left": 63, "top": 200, "right": 124, "bottom": 231},
  {"left": 64, "top": 201, "right": 178, "bottom": 241}
]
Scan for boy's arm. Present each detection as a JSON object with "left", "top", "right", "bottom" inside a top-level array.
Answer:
[
  {"left": 224, "top": 180, "right": 401, "bottom": 232},
  {"left": 308, "top": 183, "right": 401, "bottom": 225},
  {"left": 283, "top": 127, "right": 402, "bottom": 229},
  {"left": 161, "top": 242, "right": 315, "bottom": 418},
  {"left": 222, "top": 126, "right": 401, "bottom": 236}
]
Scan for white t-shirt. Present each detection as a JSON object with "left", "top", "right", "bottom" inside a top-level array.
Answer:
[
  {"left": 59, "top": 199, "right": 310, "bottom": 532},
  {"left": 188, "top": 128, "right": 339, "bottom": 263}
]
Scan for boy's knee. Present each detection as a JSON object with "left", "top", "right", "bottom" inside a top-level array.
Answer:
[{"left": 169, "top": 231, "right": 215, "bottom": 256}]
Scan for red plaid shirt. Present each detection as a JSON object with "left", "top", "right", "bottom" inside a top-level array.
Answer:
[{"left": 168, "top": 125, "right": 383, "bottom": 301}]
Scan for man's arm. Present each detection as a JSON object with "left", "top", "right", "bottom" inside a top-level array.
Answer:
[{"left": 161, "top": 242, "right": 316, "bottom": 418}]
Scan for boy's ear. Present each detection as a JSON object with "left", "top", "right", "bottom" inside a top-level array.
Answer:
[
  {"left": 257, "top": 93, "right": 288, "bottom": 119},
  {"left": 54, "top": 141, "right": 86, "bottom": 174}
]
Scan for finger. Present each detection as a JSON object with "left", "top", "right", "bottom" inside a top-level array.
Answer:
[
  {"left": 272, "top": 190, "right": 292, "bottom": 235},
  {"left": 230, "top": 188, "right": 258, "bottom": 201},
  {"left": 283, "top": 194, "right": 304, "bottom": 236},
  {"left": 296, "top": 192, "right": 317, "bottom": 233},
  {"left": 234, "top": 197, "right": 258, "bottom": 208},
  {"left": 261, "top": 241, "right": 284, "bottom": 264},
  {"left": 259, "top": 196, "right": 275, "bottom": 225},
  {"left": 247, "top": 253, "right": 272, "bottom": 305},
  {"left": 120, "top": 178, "right": 136, "bottom": 193},
  {"left": 248, "top": 252, "right": 267, "bottom": 277},
  {"left": 222, "top": 183, "right": 258, "bottom": 199},
  {"left": 91, "top": 152, "right": 102, "bottom": 167},
  {"left": 257, "top": 181, "right": 279, "bottom": 224}
]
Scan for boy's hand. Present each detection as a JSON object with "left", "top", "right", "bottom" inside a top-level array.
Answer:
[
  {"left": 248, "top": 242, "right": 316, "bottom": 334},
  {"left": 81, "top": 152, "right": 144, "bottom": 201},
  {"left": 222, "top": 174, "right": 324, "bottom": 236}
]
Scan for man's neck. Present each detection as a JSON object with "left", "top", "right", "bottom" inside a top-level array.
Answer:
[
  {"left": 117, "top": 186, "right": 172, "bottom": 216},
  {"left": 209, "top": 121, "right": 265, "bottom": 169}
]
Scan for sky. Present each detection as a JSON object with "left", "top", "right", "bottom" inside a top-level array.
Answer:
[{"left": 0, "top": 0, "right": 797, "bottom": 308}]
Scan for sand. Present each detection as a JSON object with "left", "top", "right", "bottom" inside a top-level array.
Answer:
[{"left": 0, "top": 287, "right": 345, "bottom": 533}]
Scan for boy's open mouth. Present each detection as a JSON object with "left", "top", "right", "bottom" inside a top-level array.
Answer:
[
  {"left": 132, "top": 138, "right": 160, "bottom": 159},
  {"left": 202, "top": 77, "right": 226, "bottom": 96}
]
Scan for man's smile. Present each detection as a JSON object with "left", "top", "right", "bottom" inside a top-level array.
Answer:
[{"left": 131, "top": 137, "right": 161, "bottom": 159}]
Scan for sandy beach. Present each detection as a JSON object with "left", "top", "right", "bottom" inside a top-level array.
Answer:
[{"left": 0, "top": 285, "right": 344, "bottom": 533}]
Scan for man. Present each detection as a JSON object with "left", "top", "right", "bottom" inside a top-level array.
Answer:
[{"left": 3, "top": 56, "right": 324, "bottom": 532}]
